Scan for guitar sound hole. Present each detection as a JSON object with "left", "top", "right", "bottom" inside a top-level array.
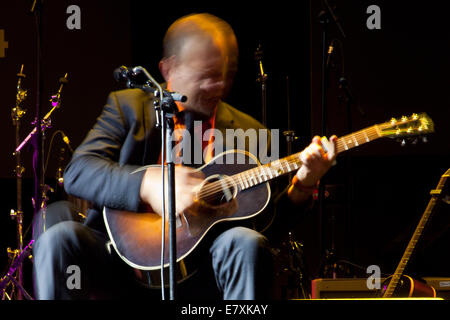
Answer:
[{"left": 198, "top": 174, "right": 237, "bottom": 207}]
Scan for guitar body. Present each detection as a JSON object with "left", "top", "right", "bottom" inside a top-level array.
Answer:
[
  {"left": 104, "top": 149, "right": 270, "bottom": 271},
  {"left": 381, "top": 275, "right": 436, "bottom": 298}
]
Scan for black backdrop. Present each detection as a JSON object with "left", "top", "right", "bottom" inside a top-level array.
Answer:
[{"left": 0, "top": 0, "right": 448, "bottom": 298}]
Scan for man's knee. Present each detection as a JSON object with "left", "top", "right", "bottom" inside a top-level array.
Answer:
[
  {"left": 34, "top": 221, "right": 89, "bottom": 258},
  {"left": 216, "top": 226, "right": 269, "bottom": 255}
]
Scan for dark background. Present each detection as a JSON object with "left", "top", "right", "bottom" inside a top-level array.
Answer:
[{"left": 0, "top": 0, "right": 448, "bottom": 298}]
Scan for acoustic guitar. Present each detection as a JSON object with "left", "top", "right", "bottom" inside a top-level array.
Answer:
[
  {"left": 103, "top": 113, "right": 434, "bottom": 280},
  {"left": 380, "top": 168, "right": 449, "bottom": 298}
]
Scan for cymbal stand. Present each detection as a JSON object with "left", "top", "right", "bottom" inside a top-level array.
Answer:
[
  {"left": 2, "top": 64, "right": 31, "bottom": 300},
  {"left": 16, "top": 74, "right": 69, "bottom": 235}
]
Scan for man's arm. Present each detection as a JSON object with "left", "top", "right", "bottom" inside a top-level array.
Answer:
[{"left": 63, "top": 91, "right": 145, "bottom": 212}]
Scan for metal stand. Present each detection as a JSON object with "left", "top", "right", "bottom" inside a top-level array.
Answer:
[
  {"left": 287, "top": 232, "right": 310, "bottom": 298},
  {"left": 281, "top": 76, "right": 310, "bottom": 298},
  {"left": 163, "top": 112, "right": 177, "bottom": 300},
  {"left": 282, "top": 76, "right": 298, "bottom": 178},
  {"left": 3, "top": 64, "right": 30, "bottom": 300},
  {"left": 0, "top": 241, "right": 34, "bottom": 300},
  {"left": 255, "top": 44, "right": 268, "bottom": 127},
  {"left": 16, "top": 73, "right": 69, "bottom": 213},
  {"left": 113, "top": 66, "right": 186, "bottom": 300},
  {"left": 3, "top": 73, "right": 69, "bottom": 300},
  {"left": 317, "top": 0, "right": 346, "bottom": 278},
  {"left": 135, "top": 66, "right": 181, "bottom": 300},
  {"left": 31, "top": 0, "right": 44, "bottom": 232}
]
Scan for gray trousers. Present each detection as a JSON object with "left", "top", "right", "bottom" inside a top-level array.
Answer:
[{"left": 32, "top": 201, "right": 274, "bottom": 300}]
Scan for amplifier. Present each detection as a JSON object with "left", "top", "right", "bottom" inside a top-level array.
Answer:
[{"left": 311, "top": 277, "right": 450, "bottom": 299}]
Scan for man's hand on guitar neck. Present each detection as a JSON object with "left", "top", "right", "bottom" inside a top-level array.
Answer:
[
  {"left": 139, "top": 165, "right": 205, "bottom": 217},
  {"left": 288, "top": 135, "right": 338, "bottom": 205}
]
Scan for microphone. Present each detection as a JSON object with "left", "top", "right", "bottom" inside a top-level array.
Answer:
[
  {"left": 60, "top": 131, "right": 74, "bottom": 153},
  {"left": 114, "top": 65, "right": 187, "bottom": 102},
  {"left": 56, "top": 165, "right": 64, "bottom": 186},
  {"left": 165, "top": 91, "right": 187, "bottom": 103},
  {"left": 113, "top": 66, "right": 150, "bottom": 84},
  {"left": 113, "top": 65, "right": 136, "bottom": 83},
  {"left": 56, "top": 147, "right": 65, "bottom": 186}
]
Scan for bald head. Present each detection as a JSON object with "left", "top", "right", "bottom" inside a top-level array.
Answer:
[
  {"left": 162, "top": 13, "right": 238, "bottom": 89},
  {"left": 159, "top": 13, "right": 239, "bottom": 116}
]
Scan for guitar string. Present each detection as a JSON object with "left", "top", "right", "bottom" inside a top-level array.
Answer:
[
  {"left": 195, "top": 126, "right": 382, "bottom": 200},
  {"left": 196, "top": 129, "right": 379, "bottom": 200},
  {"left": 197, "top": 146, "right": 337, "bottom": 201},
  {"left": 196, "top": 157, "right": 302, "bottom": 201},
  {"left": 195, "top": 128, "right": 382, "bottom": 201}
]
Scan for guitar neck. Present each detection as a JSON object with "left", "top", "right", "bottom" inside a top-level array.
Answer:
[
  {"left": 232, "top": 125, "right": 383, "bottom": 190},
  {"left": 383, "top": 169, "right": 450, "bottom": 298},
  {"left": 383, "top": 198, "right": 439, "bottom": 297},
  {"left": 335, "top": 125, "right": 382, "bottom": 154}
]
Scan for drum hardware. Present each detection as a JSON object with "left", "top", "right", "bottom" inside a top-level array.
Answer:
[
  {"left": 1, "top": 61, "right": 69, "bottom": 299},
  {"left": 2, "top": 64, "right": 31, "bottom": 300}
]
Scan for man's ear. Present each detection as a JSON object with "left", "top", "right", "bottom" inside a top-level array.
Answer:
[{"left": 159, "top": 56, "right": 175, "bottom": 81}]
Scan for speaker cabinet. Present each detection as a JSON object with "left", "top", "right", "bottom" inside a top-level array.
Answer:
[{"left": 311, "top": 277, "right": 450, "bottom": 299}]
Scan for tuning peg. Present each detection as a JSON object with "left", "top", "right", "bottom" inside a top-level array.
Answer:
[
  {"left": 400, "top": 139, "right": 406, "bottom": 146},
  {"left": 422, "top": 136, "right": 428, "bottom": 143}
]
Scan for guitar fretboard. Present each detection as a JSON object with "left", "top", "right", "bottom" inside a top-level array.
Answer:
[
  {"left": 335, "top": 125, "right": 381, "bottom": 154},
  {"left": 230, "top": 125, "right": 382, "bottom": 191}
]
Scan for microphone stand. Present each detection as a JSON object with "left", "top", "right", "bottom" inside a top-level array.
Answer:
[
  {"left": 283, "top": 76, "right": 297, "bottom": 177},
  {"left": 317, "top": 0, "right": 346, "bottom": 278},
  {"left": 125, "top": 66, "right": 181, "bottom": 300},
  {"left": 161, "top": 98, "right": 178, "bottom": 301}
]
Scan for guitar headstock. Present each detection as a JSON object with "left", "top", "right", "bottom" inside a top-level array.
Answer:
[{"left": 378, "top": 113, "right": 434, "bottom": 144}]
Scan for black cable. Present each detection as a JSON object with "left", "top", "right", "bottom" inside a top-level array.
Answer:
[{"left": 43, "top": 130, "right": 72, "bottom": 176}]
